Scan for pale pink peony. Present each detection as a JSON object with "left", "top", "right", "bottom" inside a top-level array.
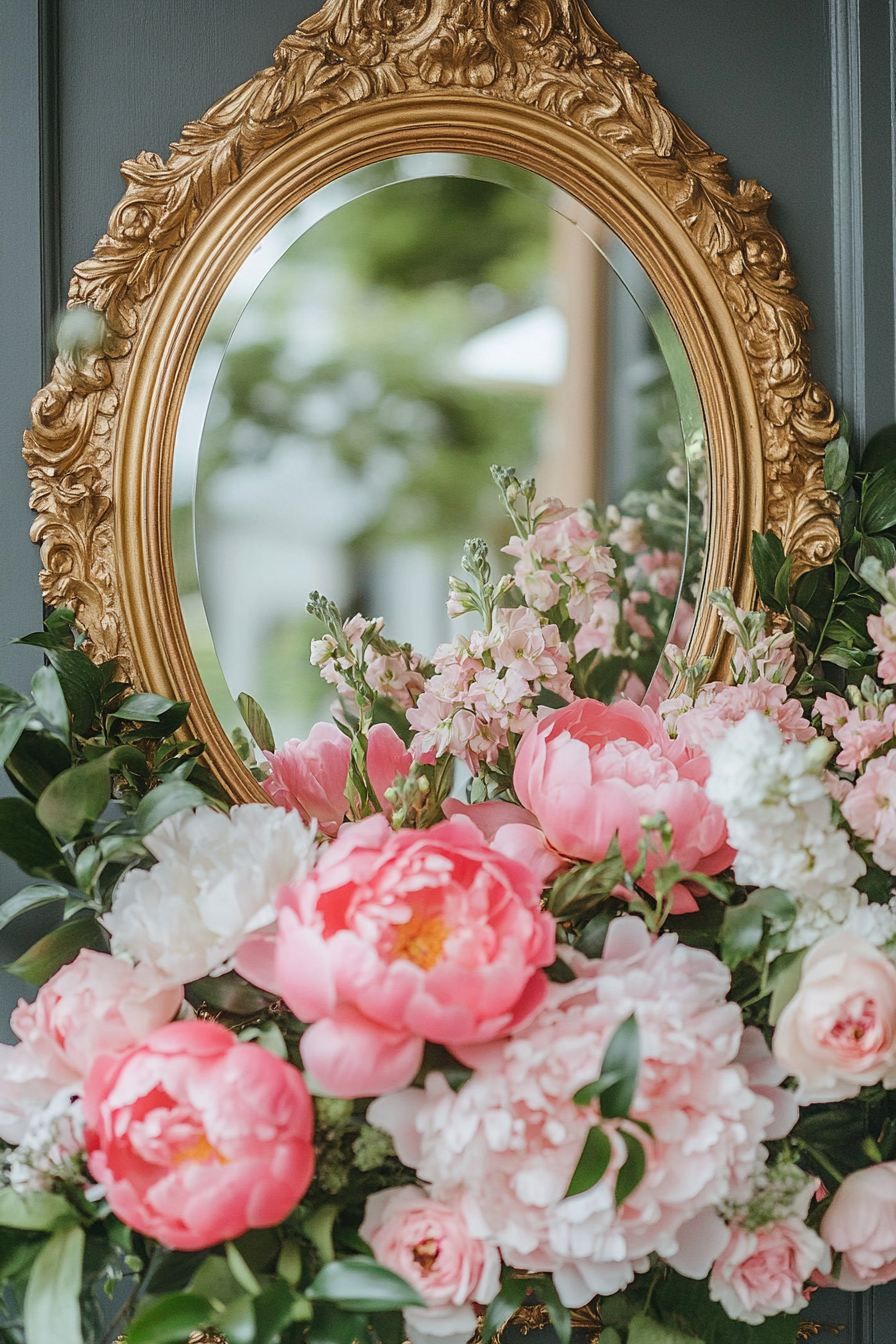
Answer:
[
  {"left": 503, "top": 510, "right": 615, "bottom": 623},
  {"left": 370, "top": 918, "right": 773, "bottom": 1306},
  {"left": 514, "top": 699, "right": 733, "bottom": 914},
  {"left": 0, "top": 1045, "right": 62, "bottom": 1145},
  {"left": 263, "top": 723, "right": 351, "bottom": 836},
  {"left": 842, "top": 750, "right": 896, "bottom": 872},
  {"left": 9, "top": 949, "right": 182, "bottom": 1086},
  {"left": 83, "top": 1020, "right": 314, "bottom": 1250},
  {"left": 869, "top": 602, "right": 896, "bottom": 686},
  {"left": 709, "top": 1218, "right": 830, "bottom": 1323},
  {"left": 361, "top": 1187, "right": 500, "bottom": 1344},
  {"left": 734, "top": 1026, "right": 798, "bottom": 1140},
  {"left": 815, "top": 693, "right": 896, "bottom": 771},
  {"left": 668, "top": 680, "right": 814, "bottom": 753},
  {"left": 821, "top": 1161, "right": 896, "bottom": 1288},
  {"left": 271, "top": 814, "right": 556, "bottom": 1097},
  {"left": 773, "top": 934, "right": 896, "bottom": 1103}
]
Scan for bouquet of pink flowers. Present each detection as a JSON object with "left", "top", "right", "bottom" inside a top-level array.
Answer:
[{"left": 3, "top": 429, "right": 896, "bottom": 1344}]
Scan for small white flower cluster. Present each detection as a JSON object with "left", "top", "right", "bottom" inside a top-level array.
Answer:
[
  {"left": 5, "top": 1088, "right": 84, "bottom": 1194},
  {"left": 720, "top": 1157, "right": 817, "bottom": 1234},
  {"left": 705, "top": 714, "right": 896, "bottom": 951},
  {"left": 311, "top": 614, "right": 425, "bottom": 709}
]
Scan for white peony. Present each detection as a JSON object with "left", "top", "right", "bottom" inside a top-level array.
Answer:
[{"left": 104, "top": 804, "right": 318, "bottom": 985}]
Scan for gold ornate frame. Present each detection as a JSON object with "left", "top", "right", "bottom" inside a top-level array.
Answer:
[{"left": 24, "top": 0, "right": 839, "bottom": 802}]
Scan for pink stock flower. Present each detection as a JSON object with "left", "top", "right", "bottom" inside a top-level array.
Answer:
[
  {"left": 83, "top": 1020, "right": 314, "bottom": 1250},
  {"left": 667, "top": 680, "right": 814, "bottom": 752},
  {"left": 513, "top": 699, "right": 733, "bottom": 914},
  {"left": 709, "top": 1219, "right": 830, "bottom": 1323},
  {"left": 370, "top": 918, "right": 773, "bottom": 1305},
  {"left": 842, "top": 750, "right": 896, "bottom": 871},
  {"left": 263, "top": 722, "right": 412, "bottom": 833},
  {"left": 573, "top": 598, "right": 620, "bottom": 662},
  {"left": 503, "top": 509, "right": 615, "bottom": 623},
  {"left": 821, "top": 1162, "right": 896, "bottom": 1288},
  {"left": 360, "top": 1187, "right": 500, "bottom": 1344},
  {"left": 869, "top": 602, "right": 896, "bottom": 686},
  {"left": 271, "top": 814, "right": 555, "bottom": 1097},
  {"left": 10, "top": 950, "right": 182, "bottom": 1086},
  {"left": 772, "top": 934, "right": 896, "bottom": 1103},
  {"left": 627, "top": 549, "right": 683, "bottom": 600},
  {"left": 622, "top": 594, "right": 654, "bottom": 641},
  {"left": 815, "top": 693, "right": 896, "bottom": 771}
]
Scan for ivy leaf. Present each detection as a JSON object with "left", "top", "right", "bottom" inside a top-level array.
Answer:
[
  {"left": 36, "top": 754, "right": 112, "bottom": 840},
  {"left": 238, "top": 692, "right": 275, "bottom": 753},
  {"left": 5, "top": 916, "right": 106, "bottom": 985},
  {"left": 23, "top": 1225, "right": 84, "bottom": 1344},
  {"left": 0, "top": 797, "right": 70, "bottom": 880},
  {"left": 307, "top": 1257, "right": 425, "bottom": 1313},
  {"left": 127, "top": 1293, "right": 212, "bottom": 1344},
  {"left": 614, "top": 1130, "right": 647, "bottom": 1204},
  {"left": 564, "top": 1125, "right": 612, "bottom": 1198}
]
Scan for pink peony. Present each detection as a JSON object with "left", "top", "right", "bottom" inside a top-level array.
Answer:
[
  {"left": 842, "top": 750, "right": 896, "bottom": 872},
  {"left": 263, "top": 723, "right": 351, "bottom": 835},
  {"left": 361, "top": 1187, "right": 500, "bottom": 1344},
  {"left": 83, "top": 1020, "right": 314, "bottom": 1250},
  {"left": 513, "top": 699, "right": 733, "bottom": 914},
  {"left": 710, "top": 1219, "right": 830, "bottom": 1323},
  {"left": 734, "top": 1026, "right": 798, "bottom": 1140},
  {"left": 0, "top": 1045, "right": 61, "bottom": 1145},
  {"left": 441, "top": 798, "right": 568, "bottom": 886},
  {"left": 821, "top": 1162, "right": 896, "bottom": 1288},
  {"left": 773, "top": 934, "right": 896, "bottom": 1103},
  {"left": 370, "top": 918, "right": 773, "bottom": 1305},
  {"left": 10, "top": 949, "right": 182, "bottom": 1086},
  {"left": 271, "top": 814, "right": 555, "bottom": 1097}
]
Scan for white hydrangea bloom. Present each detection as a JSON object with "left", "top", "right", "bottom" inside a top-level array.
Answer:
[
  {"left": 788, "top": 889, "right": 896, "bottom": 953},
  {"left": 706, "top": 714, "right": 869, "bottom": 951},
  {"left": 105, "top": 804, "right": 318, "bottom": 985},
  {"left": 6, "top": 1088, "right": 84, "bottom": 1194}
]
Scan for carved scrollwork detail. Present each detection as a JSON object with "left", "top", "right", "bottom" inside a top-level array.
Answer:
[{"left": 23, "top": 0, "right": 838, "bottom": 680}]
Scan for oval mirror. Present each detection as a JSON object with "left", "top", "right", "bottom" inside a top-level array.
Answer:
[{"left": 172, "top": 155, "right": 706, "bottom": 752}]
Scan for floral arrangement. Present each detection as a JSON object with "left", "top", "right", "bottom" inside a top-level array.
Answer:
[{"left": 4, "top": 425, "right": 896, "bottom": 1344}]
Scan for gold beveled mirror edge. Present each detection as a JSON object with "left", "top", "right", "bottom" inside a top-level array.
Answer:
[{"left": 23, "top": 0, "right": 839, "bottom": 803}]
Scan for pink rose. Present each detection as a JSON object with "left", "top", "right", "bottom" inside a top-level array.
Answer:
[
  {"left": 83, "top": 1020, "right": 314, "bottom": 1250},
  {"left": 821, "top": 1162, "right": 896, "bottom": 1288},
  {"left": 514, "top": 699, "right": 733, "bottom": 914},
  {"left": 273, "top": 814, "right": 555, "bottom": 1097},
  {"left": 263, "top": 722, "right": 411, "bottom": 834},
  {"left": 10, "top": 949, "right": 182, "bottom": 1086},
  {"left": 710, "top": 1219, "right": 830, "bottom": 1323},
  {"left": 361, "top": 1187, "right": 500, "bottom": 1344},
  {"left": 773, "top": 934, "right": 896, "bottom": 1103}
]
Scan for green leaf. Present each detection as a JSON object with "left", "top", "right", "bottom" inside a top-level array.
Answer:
[
  {"left": 6, "top": 729, "right": 72, "bottom": 800},
  {"left": 773, "top": 554, "right": 794, "bottom": 610},
  {"left": 824, "top": 435, "right": 852, "bottom": 494},
  {"left": 751, "top": 531, "right": 786, "bottom": 610},
  {"left": 238, "top": 692, "right": 275, "bottom": 754},
  {"left": 150, "top": 1252, "right": 211, "bottom": 1295},
  {"left": 548, "top": 842, "right": 625, "bottom": 919},
  {"left": 189, "top": 1256, "right": 245, "bottom": 1309},
  {"left": 308, "top": 1302, "right": 368, "bottom": 1344},
  {"left": 186, "top": 971, "right": 275, "bottom": 1017},
  {"left": 5, "top": 915, "right": 106, "bottom": 985},
  {"left": 0, "top": 1187, "right": 72, "bottom": 1230},
  {"left": 226, "top": 1241, "right": 261, "bottom": 1297},
  {"left": 545, "top": 957, "right": 576, "bottom": 983},
  {"left": 614, "top": 1130, "right": 646, "bottom": 1204},
  {"left": 45, "top": 648, "right": 109, "bottom": 737},
  {"left": 748, "top": 887, "right": 797, "bottom": 924},
  {"left": 564, "top": 1125, "right": 612, "bottom": 1198},
  {"left": 127, "top": 1293, "right": 212, "bottom": 1344},
  {"left": 36, "top": 754, "right": 112, "bottom": 840},
  {"left": 479, "top": 1275, "right": 528, "bottom": 1344},
  {"left": 218, "top": 1296, "right": 256, "bottom": 1344},
  {"left": 596, "top": 1014, "right": 639, "bottom": 1119},
  {"left": 529, "top": 1277, "right": 570, "bottom": 1344},
  {"left": 31, "top": 665, "right": 69, "bottom": 741},
  {"left": 0, "top": 797, "right": 69, "bottom": 880},
  {"left": 0, "top": 882, "right": 69, "bottom": 933},
  {"left": 23, "top": 1225, "right": 84, "bottom": 1344},
  {"left": 135, "top": 781, "right": 206, "bottom": 835},
  {"left": 253, "top": 1280, "right": 296, "bottom": 1344},
  {"left": 860, "top": 467, "right": 896, "bottom": 535},
  {"left": 857, "top": 533, "right": 896, "bottom": 573},
  {"left": 107, "top": 692, "right": 177, "bottom": 723},
  {"left": 628, "top": 1315, "right": 703, "bottom": 1344},
  {"left": 860, "top": 423, "right": 896, "bottom": 475},
  {"left": 768, "top": 948, "right": 807, "bottom": 1025},
  {"left": 307, "top": 1256, "right": 425, "bottom": 1312},
  {"left": 721, "top": 903, "right": 764, "bottom": 969},
  {"left": 574, "top": 913, "right": 611, "bottom": 959},
  {"left": 0, "top": 703, "right": 33, "bottom": 768}
]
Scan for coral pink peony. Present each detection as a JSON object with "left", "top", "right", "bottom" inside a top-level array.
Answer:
[
  {"left": 513, "top": 699, "right": 733, "bottom": 913},
  {"left": 842, "top": 750, "right": 896, "bottom": 872},
  {"left": 361, "top": 1187, "right": 500, "bottom": 1344},
  {"left": 262, "top": 723, "right": 351, "bottom": 835},
  {"left": 709, "top": 1219, "right": 830, "bottom": 1323},
  {"left": 83, "top": 1020, "right": 314, "bottom": 1250},
  {"left": 820, "top": 1162, "right": 896, "bottom": 1288},
  {"left": 773, "top": 934, "right": 896, "bottom": 1103},
  {"left": 10, "top": 950, "right": 182, "bottom": 1086},
  {"left": 370, "top": 918, "right": 773, "bottom": 1305},
  {"left": 272, "top": 814, "right": 555, "bottom": 1097}
]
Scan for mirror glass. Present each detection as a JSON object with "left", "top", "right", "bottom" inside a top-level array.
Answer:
[{"left": 172, "top": 155, "right": 706, "bottom": 749}]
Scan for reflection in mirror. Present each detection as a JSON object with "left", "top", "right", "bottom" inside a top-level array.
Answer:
[{"left": 173, "top": 155, "right": 706, "bottom": 754}]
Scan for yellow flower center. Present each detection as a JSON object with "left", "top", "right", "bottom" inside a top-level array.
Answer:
[
  {"left": 391, "top": 911, "right": 450, "bottom": 970},
  {"left": 174, "top": 1132, "right": 227, "bottom": 1166}
]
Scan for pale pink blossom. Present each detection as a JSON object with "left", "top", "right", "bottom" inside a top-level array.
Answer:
[
  {"left": 503, "top": 510, "right": 615, "bottom": 623},
  {"left": 773, "top": 933, "right": 896, "bottom": 1103},
  {"left": 734, "top": 1027, "right": 798, "bottom": 1139},
  {"left": 514, "top": 699, "right": 733, "bottom": 914},
  {"left": 710, "top": 1218, "right": 830, "bottom": 1323},
  {"left": 821, "top": 1161, "right": 896, "bottom": 1288},
  {"left": 361, "top": 1187, "right": 500, "bottom": 1344},
  {"left": 84, "top": 1020, "right": 314, "bottom": 1250},
  {"left": 365, "top": 653, "right": 426, "bottom": 709},
  {"left": 842, "top": 749, "right": 896, "bottom": 871},
  {"left": 623, "top": 594, "right": 654, "bottom": 641},
  {"left": 869, "top": 602, "right": 896, "bottom": 685},
  {"left": 270, "top": 814, "right": 555, "bottom": 1097},
  {"left": 370, "top": 918, "right": 773, "bottom": 1305},
  {"left": 667, "top": 679, "right": 814, "bottom": 752},
  {"left": 573, "top": 598, "right": 620, "bottom": 661},
  {"left": 626, "top": 549, "right": 683, "bottom": 600},
  {"left": 367, "top": 723, "right": 415, "bottom": 813},
  {"left": 608, "top": 514, "right": 645, "bottom": 554},
  {"left": 0, "top": 1045, "right": 62, "bottom": 1145},
  {"left": 263, "top": 723, "right": 351, "bottom": 836},
  {"left": 815, "top": 693, "right": 896, "bottom": 770}
]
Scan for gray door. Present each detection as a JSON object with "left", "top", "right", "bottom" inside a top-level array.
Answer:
[{"left": 2, "top": 2, "right": 895, "bottom": 1336}]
